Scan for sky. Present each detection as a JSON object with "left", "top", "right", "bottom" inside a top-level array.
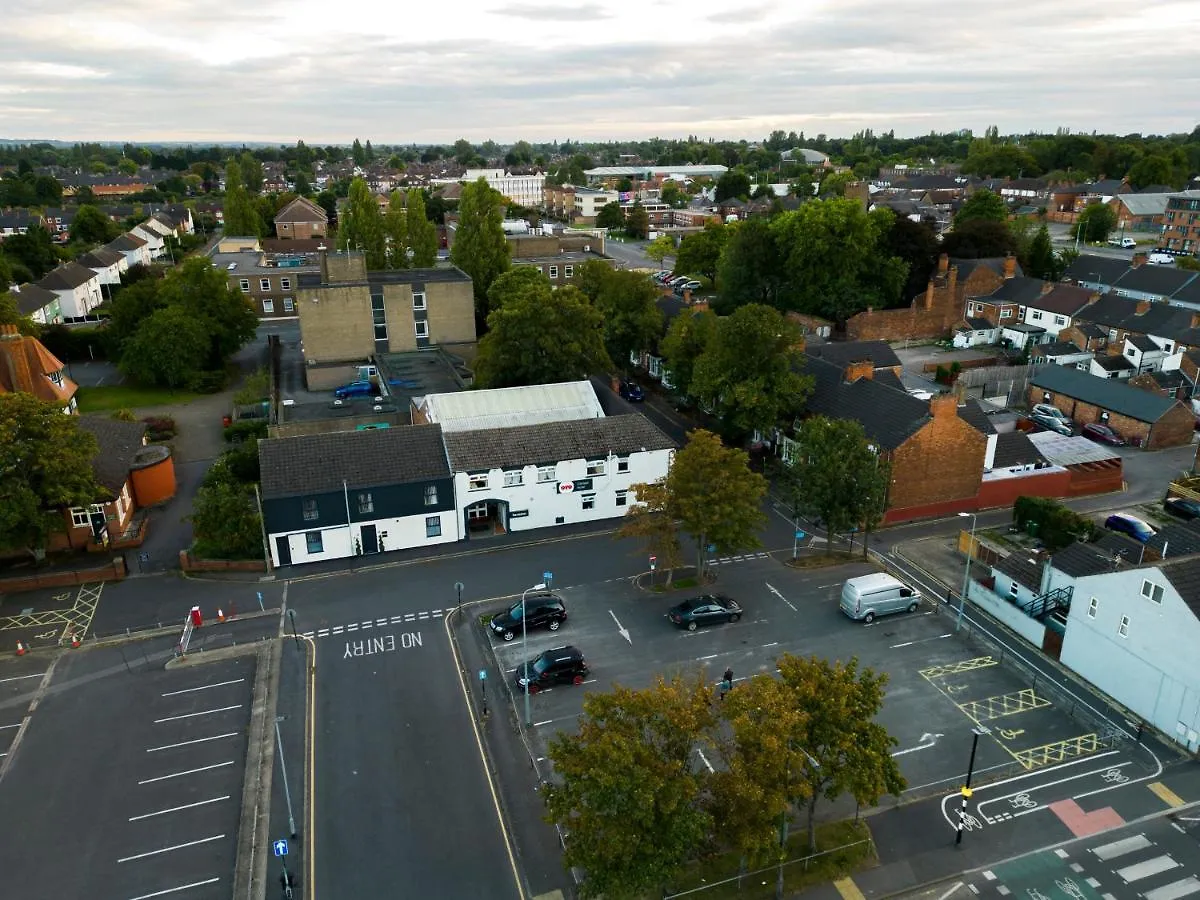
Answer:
[{"left": 3, "top": 0, "right": 1200, "bottom": 145}]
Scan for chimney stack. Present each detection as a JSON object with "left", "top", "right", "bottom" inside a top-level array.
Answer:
[
  {"left": 938, "top": 253, "right": 949, "bottom": 276},
  {"left": 844, "top": 360, "right": 875, "bottom": 383},
  {"left": 930, "top": 393, "right": 958, "bottom": 419},
  {"left": 1135, "top": 300, "right": 1151, "bottom": 315},
  {"left": 1003, "top": 254, "right": 1016, "bottom": 279},
  {"left": 1132, "top": 252, "right": 1147, "bottom": 268}
]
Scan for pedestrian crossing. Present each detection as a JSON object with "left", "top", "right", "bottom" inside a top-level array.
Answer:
[
  {"left": 708, "top": 552, "right": 772, "bottom": 566},
  {"left": 302, "top": 608, "right": 444, "bottom": 639},
  {"left": 1092, "top": 832, "right": 1199, "bottom": 900}
]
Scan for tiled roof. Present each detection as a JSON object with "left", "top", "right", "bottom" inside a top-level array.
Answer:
[
  {"left": 77, "top": 248, "right": 124, "bottom": 268},
  {"left": 1064, "top": 254, "right": 1129, "bottom": 284},
  {"left": 992, "top": 431, "right": 1046, "bottom": 468},
  {"left": 107, "top": 232, "right": 147, "bottom": 251},
  {"left": 258, "top": 425, "right": 451, "bottom": 499},
  {"left": 963, "top": 317, "right": 993, "bottom": 330},
  {"left": 1073, "top": 322, "right": 1107, "bottom": 339},
  {"left": 805, "top": 340, "right": 902, "bottom": 370},
  {"left": 1160, "top": 556, "right": 1200, "bottom": 619},
  {"left": 1116, "top": 193, "right": 1172, "bottom": 216},
  {"left": 0, "top": 332, "right": 77, "bottom": 404},
  {"left": 9, "top": 283, "right": 59, "bottom": 316},
  {"left": 957, "top": 399, "right": 997, "bottom": 435},
  {"left": 274, "top": 197, "right": 328, "bottom": 224},
  {"left": 1034, "top": 340, "right": 1085, "bottom": 357},
  {"left": 1113, "top": 266, "right": 1196, "bottom": 297},
  {"left": 975, "top": 275, "right": 1049, "bottom": 305},
  {"left": 1032, "top": 363, "right": 1176, "bottom": 422},
  {"left": 1127, "top": 334, "right": 1160, "bottom": 352},
  {"left": 802, "top": 355, "right": 930, "bottom": 450},
  {"left": 442, "top": 414, "right": 676, "bottom": 472},
  {"left": 1091, "top": 354, "right": 1134, "bottom": 372},
  {"left": 38, "top": 261, "right": 96, "bottom": 291},
  {"left": 1147, "top": 520, "right": 1200, "bottom": 561},
  {"left": 1027, "top": 284, "right": 1094, "bottom": 316},
  {"left": 995, "top": 552, "right": 1042, "bottom": 591},
  {"left": 953, "top": 257, "right": 1015, "bottom": 281},
  {"left": 1051, "top": 534, "right": 1142, "bottom": 577},
  {"left": 77, "top": 416, "right": 147, "bottom": 494}
]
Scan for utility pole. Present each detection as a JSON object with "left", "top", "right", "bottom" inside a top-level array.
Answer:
[{"left": 955, "top": 726, "right": 990, "bottom": 846}]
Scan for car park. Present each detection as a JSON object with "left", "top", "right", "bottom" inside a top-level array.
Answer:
[
  {"left": 667, "top": 594, "right": 743, "bottom": 630},
  {"left": 334, "top": 380, "right": 379, "bottom": 399},
  {"left": 618, "top": 379, "right": 645, "bottom": 402},
  {"left": 1081, "top": 422, "right": 1125, "bottom": 446},
  {"left": 675, "top": 280, "right": 703, "bottom": 295},
  {"left": 1163, "top": 497, "right": 1200, "bottom": 521},
  {"left": 1029, "top": 413, "right": 1073, "bottom": 436},
  {"left": 488, "top": 592, "right": 567, "bottom": 642},
  {"left": 839, "top": 573, "right": 920, "bottom": 623},
  {"left": 668, "top": 276, "right": 690, "bottom": 289},
  {"left": 1032, "top": 403, "right": 1071, "bottom": 423},
  {"left": 514, "top": 645, "right": 588, "bottom": 693},
  {"left": 1103, "top": 513, "right": 1157, "bottom": 543}
]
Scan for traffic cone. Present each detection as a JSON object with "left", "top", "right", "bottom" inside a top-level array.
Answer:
[
  {"left": 70, "top": 632, "right": 81, "bottom": 649},
  {"left": 217, "top": 608, "right": 225, "bottom": 623},
  {"left": 16, "top": 641, "right": 26, "bottom": 656}
]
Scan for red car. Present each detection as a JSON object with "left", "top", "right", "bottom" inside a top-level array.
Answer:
[{"left": 1081, "top": 423, "right": 1125, "bottom": 446}]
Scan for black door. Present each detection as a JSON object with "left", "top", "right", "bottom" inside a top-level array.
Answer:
[
  {"left": 275, "top": 536, "right": 292, "bottom": 567},
  {"left": 360, "top": 524, "right": 378, "bottom": 554}
]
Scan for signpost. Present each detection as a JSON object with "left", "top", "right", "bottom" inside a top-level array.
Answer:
[
  {"left": 455, "top": 581, "right": 465, "bottom": 612},
  {"left": 793, "top": 529, "right": 807, "bottom": 560},
  {"left": 274, "top": 839, "right": 294, "bottom": 899},
  {"left": 543, "top": 571, "right": 553, "bottom": 589},
  {"left": 479, "top": 668, "right": 488, "bottom": 718},
  {"left": 274, "top": 839, "right": 288, "bottom": 857}
]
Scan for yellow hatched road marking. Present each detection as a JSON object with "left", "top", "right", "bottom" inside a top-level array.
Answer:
[
  {"left": 919, "top": 656, "right": 999, "bottom": 680},
  {"left": 1013, "top": 734, "right": 1100, "bottom": 770},
  {"left": 833, "top": 877, "right": 867, "bottom": 900},
  {"left": 0, "top": 582, "right": 104, "bottom": 642},
  {"left": 1148, "top": 781, "right": 1185, "bottom": 808},
  {"left": 960, "top": 688, "right": 1051, "bottom": 722}
]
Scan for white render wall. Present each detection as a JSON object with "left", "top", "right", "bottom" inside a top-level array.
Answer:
[
  {"left": 269, "top": 509, "right": 457, "bottom": 567},
  {"left": 55, "top": 280, "right": 104, "bottom": 318},
  {"left": 452, "top": 447, "right": 673, "bottom": 536}
]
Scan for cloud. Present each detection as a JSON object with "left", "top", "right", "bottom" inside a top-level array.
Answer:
[{"left": 492, "top": 3, "right": 610, "bottom": 21}]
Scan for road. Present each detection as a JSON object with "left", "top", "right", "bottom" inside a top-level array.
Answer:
[{"left": 601, "top": 236, "right": 661, "bottom": 270}]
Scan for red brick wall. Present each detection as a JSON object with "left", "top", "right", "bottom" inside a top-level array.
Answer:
[
  {"left": 1063, "top": 461, "right": 1124, "bottom": 496},
  {"left": 1058, "top": 324, "right": 1105, "bottom": 352},
  {"left": 886, "top": 405, "right": 986, "bottom": 512},
  {"left": 1027, "top": 384, "right": 1193, "bottom": 448},
  {"left": 846, "top": 262, "right": 1005, "bottom": 342},
  {"left": 1147, "top": 403, "right": 1196, "bottom": 449},
  {"left": 976, "top": 469, "right": 1073, "bottom": 509}
]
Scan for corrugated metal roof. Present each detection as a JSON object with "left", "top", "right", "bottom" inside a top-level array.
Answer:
[
  {"left": 1026, "top": 432, "right": 1121, "bottom": 465},
  {"left": 418, "top": 380, "right": 604, "bottom": 433}
]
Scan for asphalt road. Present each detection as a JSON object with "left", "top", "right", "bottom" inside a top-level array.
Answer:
[{"left": 600, "top": 236, "right": 660, "bottom": 270}]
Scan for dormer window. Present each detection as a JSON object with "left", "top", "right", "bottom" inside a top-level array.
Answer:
[{"left": 48, "top": 369, "right": 63, "bottom": 386}]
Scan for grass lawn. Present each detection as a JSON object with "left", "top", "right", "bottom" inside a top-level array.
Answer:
[{"left": 76, "top": 384, "right": 201, "bottom": 412}]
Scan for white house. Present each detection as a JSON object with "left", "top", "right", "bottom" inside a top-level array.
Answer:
[
  {"left": 1120, "top": 334, "right": 1169, "bottom": 375},
  {"left": 1020, "top": 284, "right": 1095, "bottom": 338},
  {"left": 131, "top": 221, "right": 168, "bottom": 259},
  {"left": 37, "top": 262, "right": 104, "bottom": 320},
  {"left": 106, "top": 232, "right": 152, "bottom": 268},
  {"left": 952, "top": 317, "right": 1000, "bottom": 348},
  {"left": 9, "top": 283, "right": 62, "bottom": 325},
  {"left": 77, "top": 247, "right": 128, "bottom": 286}
]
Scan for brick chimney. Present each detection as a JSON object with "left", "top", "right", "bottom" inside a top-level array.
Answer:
[
  {"left": 1041, "top": 281, "right": 1054, "bottom": 294},
  {"left": 948, "top": 264, "right": 958, "bottom": 296},
  {"left": 1191, "top": 312, "right": 1200, "bottom": 329},
  {"left": 937, "top": 253, "right": 949, "bottom": 276},
  {"left": 1132, "top": 252, "right": 1147, "bottom": 268},
  {"left": 1135, "top": 300, "right": 1151, "bottom": 315},
  {"left": 1087, "top": 291, "right": 1102, "bottom": 305},
  {"left": 1003, "top": 254, "right": 1016, "bottom": 279},
  {"left": 930, "top": 393, "right": 958, "bottom": 418},
  {"left": 923, "top": 281, "right": 935, "bottom": 310},
  {"left": 844, "top": 360, "right": 875, "bottom": 383}
]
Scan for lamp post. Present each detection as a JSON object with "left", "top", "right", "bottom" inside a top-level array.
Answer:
[
  {"left": 955, "top": 726, "right": 990, "bottom": 846},
  {"left": 520, "top": 581, "right": 547, "bottom": 726},
  {"left": 956, "top": 512, "right": 977, "bottom": 632}
]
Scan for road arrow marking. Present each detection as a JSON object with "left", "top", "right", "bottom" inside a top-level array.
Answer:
[
  {"left": 892, "top": 732, "right": 944, "bottom": 757},
  {"left": 609, "top": 610, "right": 632, "bottom": 645},
  {"left": 766, "top": 583, "right": 797, "bottom": 612}
]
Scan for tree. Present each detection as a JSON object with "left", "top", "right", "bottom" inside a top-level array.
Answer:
[
  {"left": 119, "top": 305, "right": 211, "bottom": 388},
  {"left": 190, "top": 465, "right": 264, "bottom": 560},
  {"left": 614, "top": 479, "right": 685, "bottom": 585},
  {"left": 1025, "top": 224, "right": 1059, "bottom": 280},
  {"left": 452, "top": 138, "right": 475, "bottom": 165},
  {"left": 595, "top": 201, "right": 625, "bottom": 231},
  {"left": 880, "top": 212, "right": 939, "bottom": 303},
  {"left": 340, "top": 177, "right": 387, "bottom": 269},
  {"left": 625, "top": 201, "right": 650, "bottom": 239},
  {"left": 383, "top": 191, "right": 409, "bottom": 269},
  {"left": 103, "top": 277, "right": 163, "bottom": 357},
  {"left": 70, "top": 205, "right": 117, "bottom": 245},
  {"left": 660, "top": 181, "right": 686, "bottom": 207},
  {"left": 351, "top": 138, "right": 367, "bottom": 166},
  {"left": 3, "top": 225, "right": 59, "bottom": 279},
  {"left": 674, "top": 223, "right": 727, "bottom": 283},
  {"left": 0, "top": 394, "right": 101, "bottom": 556},
  {"left": 779, "top": 416, "right": 889, "bottom": 553},
  {"left": 0, "top": 255, "right": 13, "bottom": 294},
  {"left": 716, "top": 218, "right": 786, "bottom": 312},
  {"left": 543, "top": 675, "right": 717, "bottom": 899},
  {"left": 474, "top": 285, "right": 611, "bottom": 388},
  {"left": 1074, "top": 202, "right": 1117, "bottom": 243},
  {"left": 940, "top": 219, "right": 1017, "bottom": 259},
  {"left": 450, "top": 177, "right": 511, "bottom": 328},
  {"left": 715, "top": 170, "right": 752, "bottom": 202},
  {"left": 33, "top": 174, "right": 62, "bottom": 204},
  {"left": 222, "top": 161, "right": 262, "bottom": 237},
  {"left": 818, "top": 171, "right": 856, "bottom": 197},
  {"left": 157, "top": 257, "right": 259, "bottom": 365},
  {"left": 954, "top": 189, "right": 1009, "bottom": 227},
  {"left": 690, "top": 305, "right": 812, "bottom": 440},
  {"left": 486, "top": 266, "right": 551, "bottom": 315},
  {"left": 644, "top": 234, "right": 675, "bottom": 265},
  {"left": 660, "top": 308, "right": 717, "bottom": 399},
  {"left": 1128, "top": 154, "right": 1179, "bottom": 190},
  {"left": 238, "top": 151, "right": 264, "bottom": 193},
  {"left": 593, "top": 269, "right": 664, "bottom": 367},
  {"left": 405, "top": 189, "right": 438, "bottom": 267}
]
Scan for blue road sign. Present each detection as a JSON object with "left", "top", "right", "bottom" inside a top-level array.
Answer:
[
  {"left": 273, "top": 839, "right": 289, "bottom": 857},
  {"left": 543, "top": 571, "right": 553, "bottom": 586},
  {"left": 795, "top": 530, "right": 807, "bottom": 540},
  {"left": 478, "top": 669, "right": 487, "bottom": 681},
  {"left": 138, "top": 552, "right": 149, "bottom": 563},
  {"left": 707, "top": 544, "right": 716, "bottom": 553}
]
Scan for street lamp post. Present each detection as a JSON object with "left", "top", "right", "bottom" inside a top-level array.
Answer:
[
  {"left": 956, "top": 512, "right": 977, "bottom": 632},
  {"left": 955, "top": 726, "right": 990, "bottom": 846},
  {"left": 520, "top": 581, "right": 547, "bottom": 726}
]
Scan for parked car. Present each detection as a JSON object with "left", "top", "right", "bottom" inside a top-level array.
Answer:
[
  {"left": 1147, "top": 252, "right": 1176, "bottom": 266},
  {"left": 1032, "top": 403, "right": 1071, "bottom": 423},
  {"left": 1103, "top": 513, "right": 1158, "bottom": 543},
  {"left": 1163, "top": 497, "right": 1200, "bottom": 521},
  {"left": 1029, "top": 413, "right": 1073, "bottom": 436},
  {"left": 488, "top": 592, "right": 567, "bottom": 642},
  {"left": 618, "top": 379, "right": 645, "bottom": 402},
  {"left": 1107, "top": 237, "right": 1137, "bottom": 249},
  {"left": 334, "top": 381, "right": 378, "bottom": 399},
  {"left": 514, "top": 645, "right": 588, "bottom": 693},
  {"left": 656, "top": 271, "right": 676, "bottom": 283},
  {"left": 668, "top": 276, "right": 690, "bottom": 288},
  {"left": 668, "top": 594, "right": 743, "bottom": 630},
  {"left": 1081, "top": 423, "right": 1125, "bottom": 446},
  {"left": 675, "top": 280, "right": 703, "bottom": 294},
  {"left": 839, "top": 573, "right": 921, "bottom": 623},
  {"left": 652, "top": 270, "right": 671, "bottom": 281}
]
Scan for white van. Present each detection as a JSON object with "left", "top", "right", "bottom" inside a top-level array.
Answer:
[
  {"left": 1147, "top": 252, "right": 1176, "bottom": 266},
  {"left": 839, "top": 573, "right": 921, "bottom": 623}
]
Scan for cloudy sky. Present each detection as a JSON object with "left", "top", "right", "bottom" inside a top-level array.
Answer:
[{"left": 3, "top": 0, "right": 1199, "bottom": 144}]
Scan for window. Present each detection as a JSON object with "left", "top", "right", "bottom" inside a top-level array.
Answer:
[
  {"left": 581, "top": 493, "right": 595, "bottom": 510},
  {"left": 468, "top": 472, "right": 488, "bottom": 491},
  {"left": 412, "top": 291, "right": 427, "bottom": 310},
  {"left": 616, "top": 490, "right": 628, "bottom": 507},
  {"left": 537, "top": 465, "right": 556, "bottom": 483},
  {"left": 549, "top": 265, "right": 558, "bottom": 279},
  {"left": 1008, "top": 580, "right": 1019, "bottom": 598},
  {"left": 69, "top": 505, "right": 102, "bottom": 528},
  {"left": 1031, "top": 311, "right": 1043, "bottom": 321},
  {"left": 371, "top": 291, "right": 387, "bottom": 341},
  {"left": 503, "top": 469, "right": 523, "bottom": 487},
  {"left": 1054, "top": 316, "right": 1066, "bottom": 326},
  {"left": 1118, "top": 615, "right": 1129, "bottom": 638},
  {"left": 283, "top": 297, "right": 294, "bottom": 312},
  {"left": 1140, "top": 579, "right": 1164, "bottom": 604},
  {"left": 586, "top": 459, "right": 605, "bottom": 477},
  {"left": 239, "top": 279, "right": 250, "bottom": 293},
  {"left": 262, "top": 298, "right": 274, "bottom": 313},
  {"left": 999, "top": 308, "right": 1012, "bottom": 318},
  {"left": 424, "top": 484, "right": 438, "bottom": 506},
  {"left": 302, "top": 498, "right": 319, "bottom": 521},
  {"left": 357, "top": 492, "right": 373, "bottom": 515},
  {"left": 280, "top": 277, "right": 291, "bottom": 290},
  {"left": 305, "top": 531, "right": 323, "bottom": 554},
  {"left": 48, "top": 369, "right": 63, "bottom": 386},
  {"left": 260, "top": 278, "right": 271, "bottom": 291},
  {"left": 425, "top": 515, "right": 442, "bottom": 538},
  {"left": 1088, "top": 597, "right": 1098, "bottom": 618},
  {"left": 414, "top": 320, "right": 429, "bottom": 339},
  {"left": 564, "top": 265, "right": 573, "bottom": 278},
  {"left": 616, "top": 455, "right": 630, "bottom": 474},
  {"left": 1126, "top": 346, "right": 1136, "bottom": 358}
]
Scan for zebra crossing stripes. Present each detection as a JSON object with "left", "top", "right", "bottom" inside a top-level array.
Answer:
[
  {"left": 304, "top": 609, "right": 444, "bottom": 639},
  {"left": 709, "top": 552, "right": 771, "bottom": 566}
]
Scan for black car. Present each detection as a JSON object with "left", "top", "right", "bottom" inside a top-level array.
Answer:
[
  {"left": 619, "top": 379, "right": 645, "bottom": 402},
  {"left": 668, "top": 594, "right": 743, "bottom": 631},
  {"left": 514, "top": 645, "right": 589, "bottom": 693},
  {"left": 488, "top": 592, "right": 567, "bottom": 642},
  {"left": 1164, "top": 496, "right": 1200, "bottom": 521}
]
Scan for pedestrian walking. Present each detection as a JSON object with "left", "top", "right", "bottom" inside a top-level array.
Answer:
[{"left": 719, "top": 667, "right": 734, "bottom": 701}]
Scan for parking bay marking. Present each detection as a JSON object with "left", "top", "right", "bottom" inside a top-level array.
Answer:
[
  {"left": 127, "top": 877, "right": 221, "bottom": 900},
  {"left": 129, "top": 796, "right": 231, "bottom": 821},
  {"left": 892, "top": 634, "right": 953, "bottom": 649},
  {"left": 137, "top": 761, "right": 236, "bottom": 785},
  {"left": 154, "top": 705, "right": 242, "bottom": 724},
  {"left": 161, "top": 678, "right": 245, "bottom": 697},
  {"left": 147, "top": 732, "right": 239, "bottom": 753},
  {"left": 118, "top": 833, "right": 225, "bottom": 863}
]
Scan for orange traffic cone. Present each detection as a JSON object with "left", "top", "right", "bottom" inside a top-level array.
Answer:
[
  {"left": 16, "top": 641, "right": 26, "bottom": 656},
  {"left": 70, "top": 632, "right": 81, "bottom": 649},
  {"left": 217, "top": 608, "right": 225, "bottom": 623}
]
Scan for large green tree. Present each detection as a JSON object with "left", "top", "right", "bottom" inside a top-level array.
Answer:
[
  {"left": 940, "top": 219, "right": 1017, "bottom": 259},
  {"left": 1074, "top": 202, "right": 1117, "bottom": 243},
  {"left": 384, "top": 191, "right": 409, "bottom": 269},
  {"left": 595, "top": 201, "right": 625, "bottom": 230},
  {"left": 70, "top": 205, "right": 117, "bottom": 245},
  {"left": 238, "top": 151, "right": 264, "bottom": 194},
  {"left": 3, "top": 225, "right": 60, "bottom": 279},
  {"left": 674, "top": 223, "right": 727, "bottom": 283},
  {"left": 157, "top": 257, "right": 258, "bottom": 365},
  {"left": 190, "top": 463, "right": 264, "bottom": 560},
  {"left": 880, "top": 212, "right": 939, "bottom": 303},
  {"left": 474, "top": 285, "right": 611, "bottom": 388},
  {"left": 485, "top": 266, "right": 551, "bottom": 315},
  {"left": 690, "top": 304, "right": 812, "bottom": 440},
  {"left": 644, "top": 234, "right": 675, "bottom": 265},
  {"left": 222, "top": 161, "right": 262, "bottom": 237},
  {"left": 715, "top": 170, "right": 752, "bottom": 202},
  {"left": 614, "top": 479, "right": 685, "bottom": 585},
  {"left": 659, "top": 308, "right": 718, "bottom": 399},
  {"left": 1025, "top": 224, "right": 1060, "bottom": 280},
  {"left": 625, "top": 201, "right": 650, "bottom": 239},
  {"left": 405, "top": 189, "right": 438, "bottom": 267},
  {"left": 0, "top": 394, "right": 101, "bottom": 556},
  {"left": 592, "top": 268, "right": 664, "bottom": 367},
  {"left": 543, "top": 675, "right": 717, "bottom": 899},
  {"left": 340, "top": 176, "right": 387, "bottom": 269},
  {"left": 715, "top": 217, "right": 786, "bottom": 312},
  {"left": 953, "top": 189, "right": 1009, "bottom": 227},
  {"left": 119, "top": 305, "right": 211, "bottom": 388},
  {"left": 451, "top": 177, "right": 511, "bottom": 328}
]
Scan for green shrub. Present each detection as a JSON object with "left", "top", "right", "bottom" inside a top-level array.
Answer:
[
  {"left": 188, "top": 370, "right": 228, "bottom": 393},
  {"left": 39, "top": 325, "right": 108, "bottom": 361},
  {"left": 223, "top": 420, "right": 268, "bottom": 444},
  {"left": 142, "top": 415, "right": 177, "bottom": 441},
  {"left": 1013, "top": 496, "right": 1097, "bottom": 551}
]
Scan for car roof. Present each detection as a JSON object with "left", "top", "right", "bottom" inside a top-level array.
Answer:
[
  {"left": 1108, "top": 513, "right": 1153, "bottom": 527},
  {"left": 539, "top": 645, "right": 581, "bottom": 658}
]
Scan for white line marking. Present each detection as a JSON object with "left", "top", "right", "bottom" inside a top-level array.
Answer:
[
  {"left": 346, "top": 623, "right": 358, "bottom": 631},
  {"left": 0, "top": 723, "right": 20, "bottom": 731},
  {"left": 1093, "top": 834, "right": 1152, "bottom": 860},
  {"left": 331, "top": 626, "right": 343, "bottom": 634},
  {"left": 154, "top": 705, "right": 241, "bottom": 724},
  {"left": 533, "top": 719, "right": 553, "bottom": 727},
  {"left": 418, "top": 612, "right": 429, "bottom": 619},
  {"left": 1117, "top": 855, "right": 1179, "bottom": 883},
  {"left": 376, "top": 619, "right": 388, "bottom": 626},
  {"left": 317, "top": 629, "right": 329, "bottom": 637},
  {"left": 404, "top": 614, "right": 415, "bottom": 621},
  {"left": 161, "top": 679, "right": 244, "bottom": 697},
  {"left": 146, "top": 732, "right": 239, "bottom": 753},
  {"left": 0, "top": 672, "right": 46, "bottom": 684},
  {"left": 935, "top": 884, "right": 965, "bottom": 900},
  {"left": 891, "top": 634, "right": 953, "bottom": 649},
  {"left": 360, "top": 621, "right": 372, "bottom": 629},
  {"left": 698, "top": 654, "right": 718, "bottom": 661},
  {"left": 129, "top": 796, "right": 230, "bottom": 821},
  {"left": 137, "top": 761, "right": 235, "bottom": 784},
  {"left": 696, "top": 748, "right": 715, "bottom": 773},
  {"left": 391, "top": 616, "right": 404, "bottom": 623},
  {"left": 127, "top": 878, "right": 221, "bottom": 899},
  {"left": 302, "top": 631, "right": 313, "bottom": 638},
  {"left": 1145, "top": 876, "right": 1200, "bottom": 900},
  {"left": 816, "top": 583, "right": 839, "bottom": 589},
  {"left": 119, "top": 834, "right": 225, "bottom": 863},
  {"left": 765, "top": 583, "right": 797, "bottom": 612},
  {"left": 431, "top": 609, "right": 442, "bottom": 615}
]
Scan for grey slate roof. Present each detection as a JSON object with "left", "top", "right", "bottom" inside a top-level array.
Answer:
[
  {"left": 1051, "top": 534, "right": 1143, "bottom": 577},
  {"left": 441, "top": 414, "right": 676, "bottom": 472},
  {"left": 806, "top": 340, "right": 902, "bottom": 370},
  {"left": 996, "top": 553, "right": 1042, "bottom": 592},
  {"left": 1064, "top": 254, "right": 1130, "bottom": 285},
  {"left": 1147, "top": 521, "right": 1200, "bottom": 561},
  {"left": 107, "top": 232, "right": 147, "bottom": 251},
  {"left": 1142, "top": 369, "right": 1192, "bottom": 391},
  {"left": 964, "top": 317, "right": 993, "bottom": 330},
  {"left": 258, "top": 424, "right": 450, "bottom": 499},
  {"left": 77, "top": 416, "right": 147, "bottom": 495},
  {"left": 992, "top": 431, "right": 1046, "bottom": 468},
  {"left": 10, "top": 283, "right": 59, "bottom": 316},
  {"left": 1034, "top": 340, "right": 1085, "bottom": 357},
  {"left": 957, "top": 399, "right": 997, "bottom": 435},
  {"left": 1113, "top": 266, "right": 1196, "bottom": 298},
  {"left": 953, "top": 257, "right": 1015, "bottom": 281},
  {"left": 77, "top": 248, "right": 124, "bottom": 268},
  {"left": 802, "top": 355, "right": 930, "bottom": 450},
  {"left": 1073, "top": 322, "right": 1107, "bottom": 340},
  {"left": 1031, "top": 363, "right": 1176, "bottom": 422},
  {"left": 1127, "top": 334, "right": 1160, "bottom": 352},
  {"left": 1091, "top": 354, "right": 1134, "bottom": 372},
  {"left": 1027, "top": 284, "right": 1094, "bottom": 316},
  {"left": 38, "top": 261, "right": 97, "bottom": 290},
  {"left": 1160, "top": 556, "right": 1200, "bottom": 619}
]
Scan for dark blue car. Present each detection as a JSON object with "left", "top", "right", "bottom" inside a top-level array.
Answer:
[
  {"left": 334, "top": 381, "right": 377, "bottom": 399},
  {"left": 1104, "top": 514, "right": 1157, "bottom": 543},
  {"left": 619, "top": 379, "right": 644, "bottom": 402}
]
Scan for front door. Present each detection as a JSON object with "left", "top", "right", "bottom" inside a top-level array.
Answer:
[
  {"left": 360, "top": 524, "right": 378, "bottom": 554},
  {"left": 275, "top": 536, "right": 292, "bottom": 567}
]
